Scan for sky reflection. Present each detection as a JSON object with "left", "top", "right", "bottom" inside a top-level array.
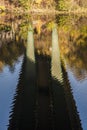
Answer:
[
  {"left": 67, "top": 69, "right": 87, "bottom": 130},
  {"left": 0, "top": 55, "right": 23, "bottom": 130}
]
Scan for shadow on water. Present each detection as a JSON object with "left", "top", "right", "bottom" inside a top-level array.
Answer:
[{"left": 8, "top": 21, "right": 83, "bottom": 130}]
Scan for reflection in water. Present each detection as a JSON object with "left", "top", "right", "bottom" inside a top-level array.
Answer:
[
  {"left": 62, "top": 66, "right": 83, "bottom": 130},
  {"left": 36, "top": 54, "right": 53, "bottom": 130},
  {"left": 51, "top": 24, "right": 82, "bottom": 130},
  {"left": 0, "top": 14, "right": 87, "bottom": 130},
  {"left": 26, "top": 24, "right": 35, "bottom": 63},
  {"left": 58, "top": 15, "right": 87, "bottom": 130},
  {"left": 51, "top": 25, "right": 71, "bottom": 129},
  {"left": 51, "top": 24, "right": 62, "bottom": 82},
  {"left": 8, "top": 24, "right": 36, "bottom": 129},
  {"left": 8, "top": 22, "right": 53, "bottom": 130},
  {"left": 0, "top": 22, "right": 25, "bottom": 72},
  {"left": 67, "top": 69, "right": 87, "bottom": 130},
  {"left": 0, "top": 56, "right": 23, "bottom": 130}
]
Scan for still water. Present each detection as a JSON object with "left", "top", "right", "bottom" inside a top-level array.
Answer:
[{"left": 0, "top": 14, "right": 87, "bottom": 130}]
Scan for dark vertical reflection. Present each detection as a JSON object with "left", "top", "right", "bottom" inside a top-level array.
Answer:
[
  {"left": 8, "top": 24, "right": 37, "bottom": 130},
  {"left": 51, "top": 24, "right": 70, "bottom": 129},
  {"left": 36, "top": 54, "right": 53, "bottom": 130},
  {"left": 51, "top": 24, "right": 82, "bottom": 130},
  {"left": 62, "top": 65, "right": 83, "bottom": 130}
]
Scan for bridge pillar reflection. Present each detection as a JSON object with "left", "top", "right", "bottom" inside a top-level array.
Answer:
[
  {"left": 51, "top": 24, "right": 82, "bottom": 130},
  {"left": 8, "top": 23, "right": 37, "bottom": 130}
]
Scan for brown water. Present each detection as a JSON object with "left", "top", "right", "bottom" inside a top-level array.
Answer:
[{"left": 0, "top": 13, "right": 87, "bottom": 130}]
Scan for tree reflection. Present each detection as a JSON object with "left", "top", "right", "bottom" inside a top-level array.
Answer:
[
  {"left": 0, "top": 14, "right": 28, "bottom": 72},
  {"left": 0, "top": 38, "right": 25, "bottom": 72},
  {"left": 57, "top": 15, "right": 87, "bottom": 81}
]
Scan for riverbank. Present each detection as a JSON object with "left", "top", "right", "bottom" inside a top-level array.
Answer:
[
  {"left": 0, "top": 7, "right": 87, "bottom": 16},
  {"left": 29, "top": 8, "right": 87, "bottom": 15}
]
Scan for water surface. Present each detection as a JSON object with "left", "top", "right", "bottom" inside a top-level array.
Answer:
[{"left": 0, "top": 14, "right": 87, "bottom": 130}]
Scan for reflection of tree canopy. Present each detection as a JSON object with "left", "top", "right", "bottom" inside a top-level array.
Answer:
[
  {"left": 0, "top": 14, "right": 29, "bottom": 72},
  {"left": 1, "top": 14, "right": 87, "bottom": 80},
  {"left": 0, "top": 13, "right": 30, "bottom": 40},
  {"left": 0, "top": 24, "right": 11, "bottom": 32},
  {"left": 58, "top": 16, "right": 87, "bottom": 80},
  {"left": 0, "top": 40, "right": 25, "bottom": 71},
  {"left": 33, "top": 15, "right": 55, "bottom": 56},
  {"left": 34, "top": 32, "right": 52, "bottom": 56}
]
